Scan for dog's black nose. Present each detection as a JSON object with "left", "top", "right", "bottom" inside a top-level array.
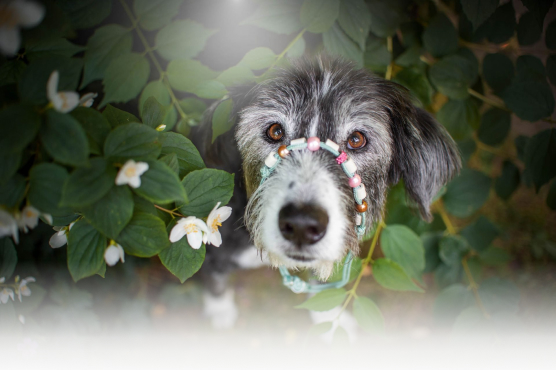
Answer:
[{"left": 278, "top": 203, "right": 328, "bottom": 246}]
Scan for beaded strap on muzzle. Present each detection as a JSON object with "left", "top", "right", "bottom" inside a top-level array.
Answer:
[{"left": 259, "top": 137, "right": 368, "bottom": 237}]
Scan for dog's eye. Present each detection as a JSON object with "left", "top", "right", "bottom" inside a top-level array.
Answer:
[
  {"left": 267, "top": 123, "right": 284, "bottom": 141},
  {"left": 347, "top": 131, "right": 366, "bottom": 150}
]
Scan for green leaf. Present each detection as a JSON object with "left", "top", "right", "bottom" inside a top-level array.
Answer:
[
  {"left": 307, "top": 322, "right": 334, "bottom": 337},
  {"left": 71, "top": 107, "right": 111, "bottom": 154},
  {"left": 458, "top": 137, "right": 477, "bottom": 163},
  {"left": 178, "top": 98, "right": 207, "bottom": 126},
  {"left": 102, "top": 104, "right": 140, "bottom": 128},
  {"left": 211, "top": 99, "right": 234, "bottom": 143},
  {"left": 367, "top": 0, "right": 405, "bottom": 38},
  {"left": 57, "top": 0, "right": 112, "bottom": 29},
  {"left": 166, "top": 59, "right": 218, "bottom": 93},
  {"left": 159, "top": 220, "right": 206, "bottom": 283},
  {"left": 517, "top": 12, "right": 543, "bottom": 46},
  {"left": 484, "top": 2, "right": 516, "bottom": 44},
  {"left": 178, "top": 169, "right": 234, "bottom": 218},
  {"left": 0, "top": 174, "right": 25, "bottom": 208},
  {"left": 460, "top": 216, "right": 500, "bottom": 253},
  {"left": 521, "top": 0, "right": 554, "bottom": 29},
  {"left": 66, "top": 219, "right": 107, "bottom": 282},
  {"left": 380, "top": 224, "right": 425, "bottom": 279},
  {"left": 524, "top": 129, "right": 556, "bottom": 189},
  {"left": 393, "top": 67, "right": 433, "bottom": 107},
  {"left": 81, "top": 186, "right": 134, "bottom": 240},
  {"left": 133, "top": 0, "right": 184, "bottom": 31},
  {"left": 438, "top": 235, "right": 469, "bottom": 266},
  {"left": 478, "top": 247, "right": 511, "bottom": 267},
  {"left": 240, "top": 47, "right": 276, "bottom": 70},
  {"left": 194, "top": 80, "right": 228, "bottom": 100},
  {"left": 104, "top": 123, "right": 161, "bottom": 162},
  {"left": 478, "top": 278, "right": 520, "bottom": 314},
  {"left": 217, "top": 65, "right": 256, "bottom": 87},
  {"left": 0, "top": 104, "right": 40, "bottom": 156},
  {"left": 100, "top": 53, "right": 150, "bottom": 108},
  {"left": 323, "top": 22, "right": 363, "bottom": 68},
  {"left": 443, "top": 168, "right": 492, "bottom": 218},
  {"left": 25, "top": 38, "right": 85, "bottom": 62},
  {"left": 81, "top": 25, "right": 133, "bottom": 88},
  {"left": 434, "top": 261, "right": 462, "bottom": 289},
  {"left": 18, "top": 56, "right": 83, "bottom": 105},
  {"left": 433, "top": 283, "right": 474, "bottom": 325},
  {"left": 328, "top": 257, "right": 362, "bottom": 283},
  {"left": 0, "top": 238, "right": 17, "bottom": 279},
  {"left": 155, "top": 20, "right": 216, "bottom": 61},
  {"left": 353, "top": 296, "right": 384, "bottom": 332},
  {"left": 0, "top": 60, "right": 26, "bottom": 87},
  {"left": 547, "top": 20, "right": 556, "bottom": 50},
  {"left": 41, "top": 110, "right": 89, "bottom": 167},
  {"left": 141, "top": 96, "right": 169, "bottom": 130},
  {"left": 495, "top": 160, "right": 520, "bottom": 200},
  {"left": 460, "top": 0, "right": 498, "bottom": 30},
  {"left": 516, "top": 55, "right": 546, "bottom": 82},
  {"left": 502, "top": 75, "right": 554, "bottom": 122},
  {"left": 159, "top": 153, "right": 179, "bottom": 175},
  {"left": 423, "top": 14, "right": 458, "bottom": 58},
  {"left": 477, "top": 108, "right": 511, "bottom": 146},
  {"left": 139, "top": 81, "right": 178, "bottom": 131},
  {"left": 547, "top": 180, "right": 556, "bottom": 210},
  {"left": 422, "top": 232, "right": 442, "bottom": 273},
  {"left": 547, "top": 55, "right": 556, "bottom": 86},
  {"left": 429, "top": 55, "right": 476, "bottom": 100},
  {"left": 0, "top": 152, "right": 21, "bottom": 184},
  {"left": 116, "top": 212, "right": 170, "bottom": 257},
  {"left": 295, "top": 288, "right": 346, "bottom": 311},
  {"left": 61, "top": 158, "right": 116, "bottom": 208},
  {"left": 338, "top": 0, "right": 371, "bottom": 49},
  {"left": 159, "top": 132, "right": 205, "bottom": 178},
  {"left": 300, "top": 0, "right": 340, "bottom": 33},
  {"left": 436, "top": 99, "right": 479, "bottom": 140},
  {"left": 482, "top": 53, "right": 514, "bottom": 93},
  {"left": 133, "top": 160, "right": 187, "bottom": 204},
  {"left": 241, "top": 0, "right": 302, "bottom": 35},
  {"left": 28, "top": 163, "right": 72, "bottom": 216},
  {"left": 372, "top": 258, "right": 423, "bottom": 292},
  {"left": 287, "top": 36, "right": 306, "bottom": 58}
]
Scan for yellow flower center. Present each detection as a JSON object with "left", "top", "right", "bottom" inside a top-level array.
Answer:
[
  {"left": 26, "top": 210, "right": 35, "bottom": 218},
  {"left": 125, "top": 166, "right": 137, "bottom": 177},
  {"left": 20, "top": 286, "right": 28, "bottom": 293},
  {"left": 210, "top": 216, "right": 222, "bottom": 232},
  {"left": 184, "top": 223, "right": 198, "bottom": 234},
  {"left": 0, "top": 6, "right": 18, "bottom": 28}
]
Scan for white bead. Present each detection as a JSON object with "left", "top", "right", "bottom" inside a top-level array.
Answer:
[
  {"left": 355, "top": 214, "right": 362, "bottom": 226},
  {"left": 290, "top": 138, "right": 307, "bottom": 147},
  {"left": 355, "top": 184, "right": 366, "bottom": 200},
  {"left": 325, "top": 139, "right": 340, "bottom": 152},
  {"left": 265, "top": 152, "right": 278, "bottom": 167},
  {"left": 344, "top": 158, "right": 357, "bottom": 174}
]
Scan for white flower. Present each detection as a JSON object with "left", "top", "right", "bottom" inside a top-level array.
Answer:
[
  {"left": 0, "top": 209, "right": 19, "bottom": 244},
  {"left": 16, "top": 205, "right": 40, "bottom": 233},
  {"left": 0, "top": 0, "right": 44, "bottom": 56},
  {"left": 169, "top": 216, "right": 209, "bottom": 249},
  {"left": 1, "top": 287, "right": 15, "bottom": 304},
  {"left": 47, "top": 70, "right": 80, "bottom": 113},
  {"left": 49, "top": 221, "right": 75, "bottom": 249},
  {"left": 78, "top": 92, "right": 97, "bottom": 107},
  {"left": 115, "top": 159, "right": 149, "bottom": 188},
  {"left": 104, "top": 242, "right": 125, "bottom": 266},
  {"left": 17, "top": 277, "right": 35, "bottom": 302},
  {"left": 206, "top": 202, "right": 232, "bottom": 247},
  {"left": 0, "top": 277, "right": 4, "bottom": 283},
  {"left": 42, "top": 213, "right": 53, "bottom": 225}
]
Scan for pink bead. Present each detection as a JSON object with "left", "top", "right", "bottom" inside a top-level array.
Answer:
[
  {"left": 336, "top": 152, "right": 347, "bottom": 164},
  {"left": 349, "top": 174, "right": 361, "bottom": 188},
  {"left": 307, "top": 137, "right": 320, "bottom": 151}
]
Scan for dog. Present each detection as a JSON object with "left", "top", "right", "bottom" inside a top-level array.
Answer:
[{"left": 191, "top": 56, "right": 461, "bottom": 329}]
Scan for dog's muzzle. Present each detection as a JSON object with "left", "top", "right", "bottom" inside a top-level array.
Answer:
[{"left": 278, "top": 203, "right": 329, "bottom": 248}]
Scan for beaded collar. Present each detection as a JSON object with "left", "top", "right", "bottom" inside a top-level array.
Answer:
[{"left": 259, "top": 137, "right": 367, "bottom": 293}]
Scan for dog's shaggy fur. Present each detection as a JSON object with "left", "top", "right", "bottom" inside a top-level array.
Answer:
[{"left": 191, "top": 57, "right": 460, "bottom": 326}]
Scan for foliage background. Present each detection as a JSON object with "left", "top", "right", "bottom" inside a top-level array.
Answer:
[{"left": 1, "top": 0, "right": 556, "bottom": 343}]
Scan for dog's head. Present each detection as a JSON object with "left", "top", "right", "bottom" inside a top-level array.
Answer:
[{"left": 233, "top": 57, "right": 460, "bottom": 279}]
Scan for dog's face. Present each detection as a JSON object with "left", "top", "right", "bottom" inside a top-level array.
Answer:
[{"left": 234, "top": 58, "right": 460, "bottom": 279}]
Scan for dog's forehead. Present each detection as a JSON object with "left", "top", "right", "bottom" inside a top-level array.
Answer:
[{"left": 250, "top": 62, "right": 393, "bottom": 141}]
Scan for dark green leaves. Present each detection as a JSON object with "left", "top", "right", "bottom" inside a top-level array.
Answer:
[
  {"left": 102, "top": 105, "right": 140, "bottom": 128},
  {"left": 41, "top": 110, "right": 89, "bottom": 167},
  {"left": 484, "top": 2, "right": 516, "bottom": 44},
  {"left": 547, "top": 20, "right": 556, "bottom": 50},
  {"left": 159, "top": 236, "right": 205, "bottom": 283},
  {"left": 443, "top": 169, "right": 491, "bottom": 218},
  {"left": 338, "top": 0, "right": 371, "bottom": 50},
  {"left": 300, "top": 0, "right": 340, "bottom": 33},
  {"left": 133, "top": 160, "right": 188, "bottom": 204},
  {"left": 353, "top": 297, "right": 384, "bottom": 332},
  {"left": 460, "top": 0, "right": 498, "bottom": 30},
  {"left": 482, "top": 53, "right": 514, "bottom": 93},
  {"left": 159, "top": 132, "right": 205, "bottom": 178},
  {"left": 141, "top": 97, "right": 169, "bottom": 130},
  {"left": 0, "top": 238, "right": 17, "bottom": 279},
  {"left": 295, "top": 288, "right": 346, "bottom": 311},
  {"left": 81, "top": 186, "right": 134, "bottom": 240},
  {"left": 438, "top": 235, "right": 469, "bottom": 266},
  {"left": 437, "top": 99, "right": 479, "bottom": 140},
  {"left": 178, "top": 169, "right": 234, "bottom": 218},
  {"left": 517, "top": 12, "right": 542, "bottom": 46},
  {"left": 477, "top": 108, "right": 511, "bottom": 146},
  {"left": 211, "top": 99, "right": 234, "bottom": 143},
  {"left": 423, "top": 14, "right": 458, "bottom": 58},
  {"left": 166, "top": 59, "right": 218, "bottom": 94},
  {"left": 58, "top": 0, "right": 112, "bottom": 29},
  {"left": 373, "top": 258, "right": 423, "bottom": 292},
  {"left": 323, "top": 23, "right": 363, "bottom": 68},
  {"left": 380, "top": 225, "right": 425, "bottom": 280},
  {"left": 155, "top": 20, "right": 216, "bottom": 61},
  {"left": 461, "top": 216, "right": 499, "bottom": 253},
  {"left": 133, "top": 0, "right": 184, "bottom": 31},
  {"left": 61, "top": 158, "right": 116, "bottom": 208},
  {"left": 100, "top": 53, "right": 150, "bottom": 107},
  {"left": 71, "top": 107, "right": 111, "bottom": 154},
  {"left": 0, "top": 105, "right": 41, "bottom": 156},
  {"left": 393, "top": 67, "right": 433, "bottom": 107},
  {"left": 104, "top": 123, "right": 161, "bottom": 162},
  {"left": 502, "top": 75, "right": 555, "bottom": 122},
  {"left": 521, "top": 0, "right": 554, "bottom": 29},
  {"left": 0, "top": 153, "right": 21, "bottom": 184},
  {"left": 116, "top": 213, "right": 170, "bottom": 257},
  {"left": 524, "top": 129, "right": 556, "bottom": 190},
  {"left": 67, "top": 219, "right": 107, "bottom": 282},
  {"left": 0, "top": 175, "right": 25, "bottom": 208},
  {"left": 28, "top": 163, "right": 71, "bottom": 216},
  {"left": 429, "top": 55, "right": 477, "bottom": 99},
  {"left": 495, "top": 161, "right": 520, "bottom": 200}
]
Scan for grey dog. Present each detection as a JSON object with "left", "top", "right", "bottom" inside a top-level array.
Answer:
[{"left": 191, "top": 56, "right": 461, "bottom": 328}]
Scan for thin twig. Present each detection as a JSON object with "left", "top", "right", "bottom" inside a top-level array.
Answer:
[
  {"left": 434, "top": 200, "right": 457, "bottom": 235},
  {"left": 462, "top": 256, "right": 490, "bottom": 319},
  {"left": 258, "top": 28, "right": 306, "bottom": 81},
  {"left": 467, "top": 88, "right": 510, "bottom": 112},
  {"left": 385, "top": 37, "right": 394, "bottom": 81},
  {"left": 154, "top": 204, "right": 183, "bottom": 217}
]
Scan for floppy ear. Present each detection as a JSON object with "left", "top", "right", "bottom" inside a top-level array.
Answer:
[{"left": 388, "top": 98, "right": 461, "bottom": 221}]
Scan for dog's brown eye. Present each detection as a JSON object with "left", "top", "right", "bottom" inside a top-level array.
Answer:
[
  {"left": 267, "top": 123, "right": 284, "bottom": 141},
  {"left": 347, "top": 131, "right": 366, "bottom": 150}
]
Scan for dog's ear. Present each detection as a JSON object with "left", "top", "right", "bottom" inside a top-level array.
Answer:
[{"left": 387, "top": 94, "right": 461, "bottom": 221}]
